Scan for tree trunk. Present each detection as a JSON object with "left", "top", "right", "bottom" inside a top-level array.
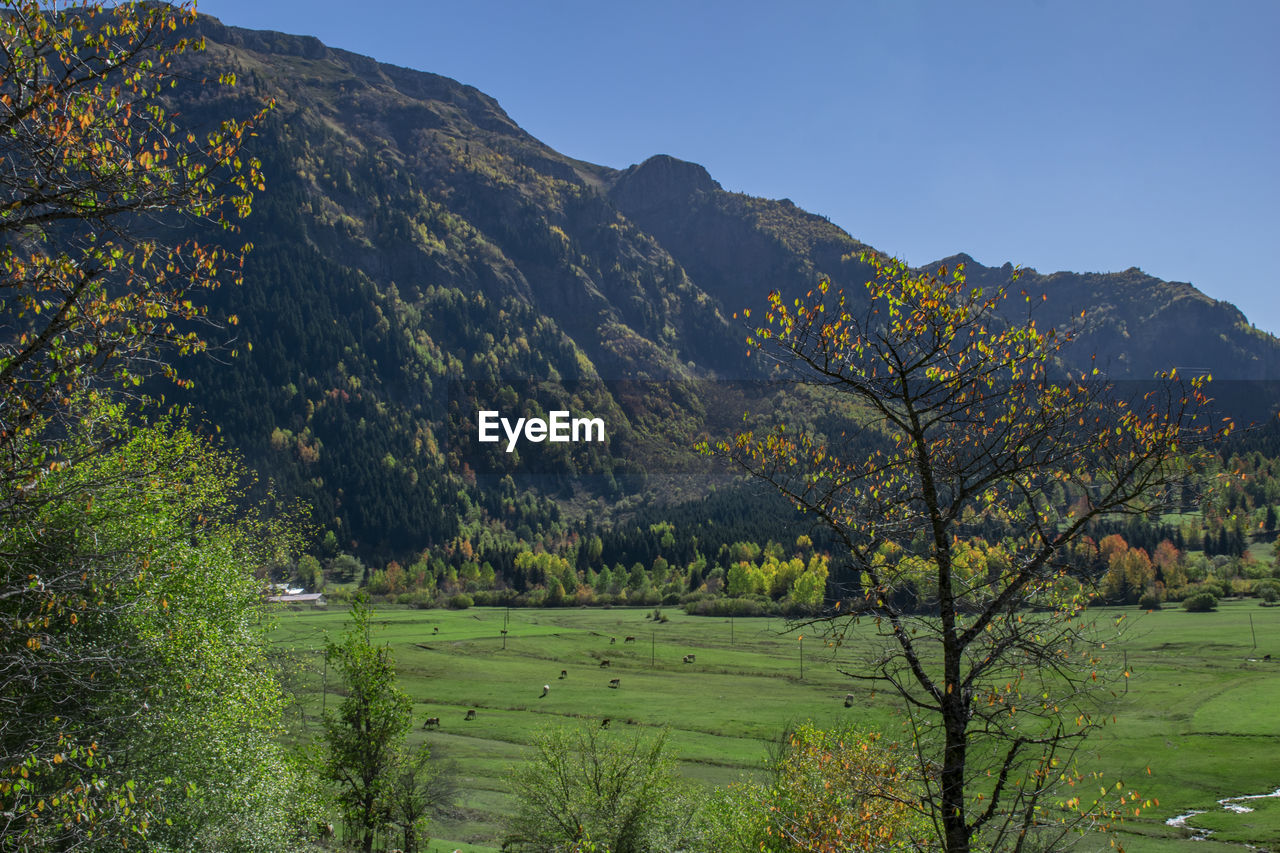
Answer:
[{"left": 941, "top": 703, "right": 970, "bottom": 852}]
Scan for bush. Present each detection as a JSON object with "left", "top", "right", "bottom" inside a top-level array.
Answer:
[
  {"left": 683, "top": 597, "right": 778, "bottom": 617},
  {"left": 445, "top": 592, "right": 473, "bottom": 610},
  {"left": 1138, "top": 591, "right": 1162, "bottom": 611},
  {"left": 694, "top": 722, "right": 923, "bottom": 851},
  {"left": 473, "top": 588, "right": 517, "bottom": 607},
  {"left": 1242, "top": 561, "right": 1273, "bottom": 580},
  {"left": 520, "top": 588, "right": 548, "bottom": 608},
  {"left": 1183, "top": 592, "right": 1218, "bottom": 612},
  {"left": 404, "top": 590, "right": 437, "bottom": 610},
  {"left": 324, "top": 586, "right": 356, "bottom": 604},
  {"left": 503, "top": 724, "right": 695, "bottom": 852}
]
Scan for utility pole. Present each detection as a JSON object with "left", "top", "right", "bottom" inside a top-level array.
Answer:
[{"left": 799, "top": 635, "right": 804, "bottom": 680}]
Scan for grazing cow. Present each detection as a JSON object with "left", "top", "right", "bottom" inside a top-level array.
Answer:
[
  {"left": 608, "top": 678, "right": 620, "bottom": 689},
  {"left": 682, "top": 654, "right": 695, "bottom": 664},
  {"left": 540, "top": 684, "right": 550, "bottom": 698},
  {"left": 432, "top": 626, "right": 439, "bottom": 634},
  {"left": 1266, "top": 654, "right": 1273, "bottom": 661},
  {"left": 559, "top": 669, "right": 567, "bottom": 679},
  {"left": 601, "top": 717, "right": 611, "bottom": 728},
  {"left": 464, "top": 709, "right": 477, "bottom": 721},
  {"left": 844, "top": 693, "right": 855, "bottom": 708},
  {"left": 609, "top": 637, "right": 616, "bottom": 644},
  {"left": 624, "top": 636, "right": 636, "bottom": 643},
  {"left": 423, "top": 716, "right": 441, "bottom": 729},
  {"left": 599, "top": 659, "right": 611, "bottom": 667}
]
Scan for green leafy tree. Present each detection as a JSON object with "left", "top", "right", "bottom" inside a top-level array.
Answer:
[
  {"left": 385, "top": 742, "right": 460, "bottom": 853},
  {"left": 0, "top": 417, "right": 313, "bottom": 851},
  {"left": 503, "top": 724, "right": 694, "bottom": 853},
  {"left": 322, "top": 595, "right": 413, "bottom": 853},
  {"left": 714, "top": 254, "right": 1219, "bottom": 851},
  {"left": 0, "top": 2, "right": 284, "bottom": 847}
]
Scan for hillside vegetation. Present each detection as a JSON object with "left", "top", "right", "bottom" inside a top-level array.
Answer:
[{"left": 159, "top": 15, "right": 1280, "bottom": 564}]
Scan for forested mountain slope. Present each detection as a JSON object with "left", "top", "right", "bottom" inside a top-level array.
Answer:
[{"left": 164, "top": 16, "right": 1280, "bottom": 560}]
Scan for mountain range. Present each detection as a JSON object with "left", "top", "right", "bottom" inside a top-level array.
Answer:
[{"left": 162, "top": 16, "right": 1280, "bottom": 560}]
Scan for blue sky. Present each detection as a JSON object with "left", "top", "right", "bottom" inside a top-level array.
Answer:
[{"left": 198, "top": 0, "right": 1280, "bottom": 335}]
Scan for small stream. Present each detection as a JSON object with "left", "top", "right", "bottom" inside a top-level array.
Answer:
[{"left": 1165, "top": 787, "right": 1280, "bottom": 846}]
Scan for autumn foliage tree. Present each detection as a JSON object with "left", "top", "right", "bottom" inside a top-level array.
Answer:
[
  {"left": 764, "top": 723, "right": 923, "bottom": 851},
  {"left": 0, "top": 0, "right": 267, "bottom": 494},
  {"left": 0, "top": 1, "right": 273, "bottom": 847},
  {"left": 715, "top": 253, "right": 1220, "bottom": 851}
]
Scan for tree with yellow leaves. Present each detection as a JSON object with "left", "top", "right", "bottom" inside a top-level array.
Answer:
[
  {"left": 0, "top": 0, "right": 268, "bottom": 496},
  {"left": 712, "top": 252, "right": 1221, "bottom": 851},
  {"left": 0, "top": 2, "right": 279, "bottom": 847}
]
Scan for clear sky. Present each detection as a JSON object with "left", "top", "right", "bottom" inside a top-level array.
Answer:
[{"left": 197, "top": 0, "right": 1280, "bottom": 335}]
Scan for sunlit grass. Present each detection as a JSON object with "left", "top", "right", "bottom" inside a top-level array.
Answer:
[{"left": 275, "top": 599, "right": 1280, "bottom": 850}]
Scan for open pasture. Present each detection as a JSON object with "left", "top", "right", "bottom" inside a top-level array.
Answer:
[{"left": 274, "top": 602, "right": 1280, "bottom": 851}]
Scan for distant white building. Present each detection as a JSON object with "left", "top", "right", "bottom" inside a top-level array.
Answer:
[{"left": 266, "top": 592, "right": 326, "bottom": 605}]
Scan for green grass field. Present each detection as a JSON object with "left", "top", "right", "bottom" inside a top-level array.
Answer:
[{"left": 274, "top": 601, "right": 1280, "bottom": 851}]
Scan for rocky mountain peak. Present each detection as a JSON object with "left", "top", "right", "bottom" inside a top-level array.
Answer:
[{"left": 609, "top": 154, "right": 721, "bottom": 212}]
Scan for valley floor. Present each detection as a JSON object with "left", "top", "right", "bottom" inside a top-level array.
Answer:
[{"left": 273, "top": 601, "right": 1280, "bottom": 851}]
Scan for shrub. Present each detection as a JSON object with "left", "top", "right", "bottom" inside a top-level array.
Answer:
[
  {"left": 1254, "top": 580, "right": 1280, "bottom": 605},
  {"left": 503, "top": 724, "right": 695, "bottom": 852},
  {"left": 1183, "top": 592, "right": 1218, "bottom": 612},
  {"left": 324, "top": 586, "right": 356, "bottom": 604},
  {"left": 1138, "top": 591, "right": 1162, "bottom": 611},
  {"left": 445, "top": 592, "right": 473, "bottom": 610},
  {"left": 520, "top": 588, "right": 548, "bottom": 608},
  {"left": 1241, "top": 561, "right": 1273, "bottom": 580},
  {"left": 694, "top": 722, "right": 922, "bottom": 851},
  {"left": 404, "top": 590, "right": 436, "bottom": 610},
  {"left": 473, "top": 589, "right": 517, "bottom": 607},
  {"left": 683, "top": 597, "right": 778, "bottom": 617}
]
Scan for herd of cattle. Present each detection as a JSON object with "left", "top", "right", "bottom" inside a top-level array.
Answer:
[{"left": 418, "top": 633, "right": 704, "bottom": 729}]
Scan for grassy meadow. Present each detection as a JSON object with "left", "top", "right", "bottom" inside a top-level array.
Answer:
[{"left": 273, "top": 601, "right": 1280, "bottom": 851}]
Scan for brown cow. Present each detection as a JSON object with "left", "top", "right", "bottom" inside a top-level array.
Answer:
[
  {"left": 464, "top": 709, "right": 477, "bottom": 721},
  {"left": 422, "top": 716, "right": 441, "bottom": 729},
  {"left": 624, "top": 636, "right": 636, "bottom": 643},
  {"left": 559, "top": 669, "right": 567, "bottom": 679},
  {"left": 608, "top": 678, "right": 620, "bottom": 689},
  {"left": 599, "top": 659, "right": 611, "bottom": 667},
  {"left": 682, "top": 654, "right": 695, "bottom": 664},
  {"left": 844, "top": 693, "right": 855, "bottom": 708}
]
